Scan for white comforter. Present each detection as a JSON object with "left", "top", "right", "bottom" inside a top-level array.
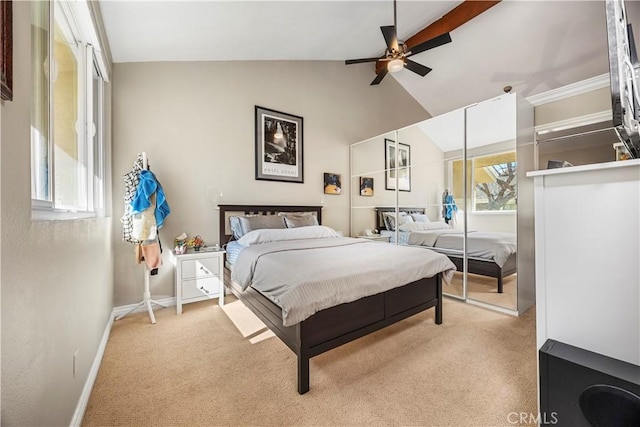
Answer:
[{"left": 231, "top": 237, "right": 456, "bottom": 326}]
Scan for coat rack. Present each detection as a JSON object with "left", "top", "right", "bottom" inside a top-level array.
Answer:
[{"left": 116, "top": 152, "right": 167, "bottom": 324}]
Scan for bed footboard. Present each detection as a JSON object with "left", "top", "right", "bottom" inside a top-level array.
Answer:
[{"left": 236, "top": 273, "right": 442, "bottom": 394}]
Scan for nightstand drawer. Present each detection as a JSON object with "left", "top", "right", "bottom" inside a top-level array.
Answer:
[
  {"left": 181, "top": 276, "right": 221, "bottom": 300},
  {"left": 174, "top": 249, "right": 225, "bottom": 314},
  {"left": 180, "top": 258, "right": 220, "bottom": 279}
]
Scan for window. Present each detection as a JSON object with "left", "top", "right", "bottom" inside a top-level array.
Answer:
[
  {"left": 31, "top": 1, "right": 107, "bottom": 216},
  {"left": 451, "top": 151, "right": 517, "bottom": 212}
]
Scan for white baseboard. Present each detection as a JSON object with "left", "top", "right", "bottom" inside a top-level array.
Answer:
[
  {"left": 70, "top": 313, "right": 114, "bottom": 427},
  {"left": 69, "top": 297, "right": 176, "bottom": 426},
  {"left": 111, "top": 296, "right": 176, "bottom": 319}
]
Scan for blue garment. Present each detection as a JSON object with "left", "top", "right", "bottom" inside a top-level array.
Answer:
[
  {"left": 443, "top": 194, "right": 458, "bottom": 221},
  {"left": 131, "top": 170, "right": 170, "bottom": 229}
]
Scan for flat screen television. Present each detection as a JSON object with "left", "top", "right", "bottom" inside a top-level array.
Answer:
[{"left": 606, "top": 0, "right": 640, "bottom": 158}]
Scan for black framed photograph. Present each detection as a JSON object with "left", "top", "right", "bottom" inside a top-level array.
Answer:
[
  {"left": 255, "top": 106, "right": 303, "bottom": 183},
  {"left": 360, "top": 177, "right": 374, "bottom": 196},
  {"left": 323, "top": 173, "right": 342, "bottom": 194},
  {"left": 0, "top": 0, "right": 12, "bottom": 101},
  {"left": 385, "top": 139, "right": 411, "bottom": 191}
]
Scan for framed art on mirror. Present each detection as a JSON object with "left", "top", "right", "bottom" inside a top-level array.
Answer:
[
  {"left": 385, "top": 139, "right": 410, "bottom": 191},
  {"left": 255, "top": 106, "right": 303, "bottom": 183},
  {"left": 0, "top": 0, "right": 12, "bottom": 101},
  {"left": 360, "top": 177, "right": 374, "bottom": 196}
]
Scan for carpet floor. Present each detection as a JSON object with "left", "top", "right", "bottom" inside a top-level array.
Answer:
[{"left": 82, "top": 296, "right": 537, "bottom": 426}]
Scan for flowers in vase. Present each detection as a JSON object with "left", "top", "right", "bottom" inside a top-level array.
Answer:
[{"left": 187, "top": 235, "right": 205, "bottom": 251}]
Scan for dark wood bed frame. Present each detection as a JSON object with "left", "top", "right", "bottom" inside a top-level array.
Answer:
[
  {"left": 375, "top": 207, "right": 517, "bottom": 293},
  {"left": 219, "top": 204, "right": 443, "bottom": 394}
]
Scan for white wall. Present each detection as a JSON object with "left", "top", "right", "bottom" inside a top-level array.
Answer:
[
  {"left": 0, "top": 2, "right": 114, "bottom": 425},
  {"left": 112, "top": 60, "right": 428, "bottom": 305}
]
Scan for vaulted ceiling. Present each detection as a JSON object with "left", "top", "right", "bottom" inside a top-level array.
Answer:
[{"left": 99, "top": 0, "right": 640, "bottom": 116}]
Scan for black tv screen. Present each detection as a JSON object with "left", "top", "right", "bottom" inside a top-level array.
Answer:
[{"left": 606, "top": 0, "right": 640, "bottom": 158}]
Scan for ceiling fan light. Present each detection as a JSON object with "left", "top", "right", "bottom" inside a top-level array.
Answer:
[{"left": 388, "top": 59, "right": 404, "bottom": 73}]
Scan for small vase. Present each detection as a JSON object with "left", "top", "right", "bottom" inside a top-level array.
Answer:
[{"left": 194, "top": 246, "right": 201, "bottom": 252}]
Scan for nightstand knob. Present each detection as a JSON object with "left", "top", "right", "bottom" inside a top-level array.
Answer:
[
  {"left": 199, "top": 286, "right": 209, "bottom": 294},
  {"left": 199, "top": 266, "right": 210, "bottom": 275}
]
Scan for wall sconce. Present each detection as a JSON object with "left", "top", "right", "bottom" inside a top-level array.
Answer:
[{"left": 208, "top": 188, "right": 224, "bottom": 208}]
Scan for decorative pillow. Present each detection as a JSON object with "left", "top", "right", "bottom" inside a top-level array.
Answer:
[
  {"left": 410, "top": 213, "right": 430, "bottom": 223},
  {"left": 398, "top": 221, "right": 450, "bottom": 232},
  {"left": 238, "top": 225, "right": 339, "bottom": 246},
  {"left": 229, "top": 216, "right": 245, "bottom": 240},
  {"left": 284, "top": 215, "right": 319, "bottom": 228},
  {"left": 383, "top": 212, "right": 413, "bottom": 231},
  {"left": 229, "top": 215, "right": 286, "bottom": 239}
]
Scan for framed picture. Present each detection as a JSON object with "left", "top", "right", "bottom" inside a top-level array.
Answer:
[
  {"left": 0, "top": 0, "right": 12, "bottom": 101},
  {"left": 255, "top": 106, "right": 303, "bottom": 183},
  {"left": 385, "top": 139, "right": 411, "bottom": 191},
  {"left": 360, "top": 177, "right": 374, "bottom": 196},
  {"left": 323, "top": 173, "right": 342, "bottom": 194}
]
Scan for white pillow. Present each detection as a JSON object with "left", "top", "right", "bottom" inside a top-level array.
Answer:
[
  {"left": 409, "top": 213, "right": 430, "bottom": 223},
  {"left": 398, "top": 221, "right": 450, "bottom": 232},
  {"left": 238, "top": 225, "right": 339, "bottom": 246},
  {"left": 284, "top": 215, "right": 319, "bottom": 228}
]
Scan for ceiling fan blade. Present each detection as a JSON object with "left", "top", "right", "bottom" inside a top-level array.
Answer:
[
  {"left": 404, "top": 59, "right": 432, "bottom": 77},
  {"left": 345, "top": 57, "right": 382, "bottom": 65},
  {"left": 407, "top": 33, "right": 452, "bottom": 56},
  {"left": 370, "top": 69, "right": 388, "bottom": 85},
  {"left": 381, "top": 25, "right": 399, "bottom": 51}
]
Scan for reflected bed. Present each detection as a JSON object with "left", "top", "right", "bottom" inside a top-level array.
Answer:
[{"left": 376, "top": 207, "right": 517, "bottom": 293}]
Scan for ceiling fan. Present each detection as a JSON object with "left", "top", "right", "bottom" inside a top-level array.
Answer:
[
  {"left": 345, "top": 0, "right": 452, "bottom": 85},
  {"left": 346, "top": 0, "right": 501, "bottom": 86}
]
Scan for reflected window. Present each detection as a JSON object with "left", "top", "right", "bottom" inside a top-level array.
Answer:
[
  {"left": 451, "top": 151, "right": 517, "bottom": 212},
  {"left": 473, "top": 152, "right": 517, "bottom": 212}
]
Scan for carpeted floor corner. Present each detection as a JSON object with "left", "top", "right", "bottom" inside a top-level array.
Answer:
[{"left": 82, "top": 297, "right": 537, "bottom": 426}]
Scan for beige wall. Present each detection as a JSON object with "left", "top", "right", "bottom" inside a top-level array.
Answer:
[
  {"left": 112, "top": 60, "right": 428, "bottom": 305},
  {"left": 534, "top": 86, "right": 611, "bottom": 126},
  {"left": 0, "top": 2, "right": 114, "bottom": 425}
]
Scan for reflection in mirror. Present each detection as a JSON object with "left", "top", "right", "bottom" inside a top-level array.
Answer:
[
  {"left": 350, "top": 93, "right": 531, "bottom": 313},
  {"left": 395, "top": 110, "right": 466, "bottom": 299},
  {"left": 461, "top": 96, "right": 519, "bottom": 310},
  {"left": 536, "top": 120, "right": 621, "bottom": 168},
  {"left": 350, "top": 131, "right": 397, "bottom": 241}
]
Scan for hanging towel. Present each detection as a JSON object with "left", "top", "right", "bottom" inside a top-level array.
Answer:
[{"left": 131, "top": 170, "right": 171, "bottom": 229}]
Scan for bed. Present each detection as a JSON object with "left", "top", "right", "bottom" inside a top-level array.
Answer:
[
  {"left": 375, "top": 207, "right": 517, "bottom": 293},
  {"left": 218, "top": 204, "right": 456, "bottom": 394}
]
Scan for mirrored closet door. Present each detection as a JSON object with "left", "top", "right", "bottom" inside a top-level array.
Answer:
[
  {"left": 350, "top": 93, "right": 534, "bottom": 315},
  {"left": 396, "top": 109, "right": 467, "bottom": 299}
]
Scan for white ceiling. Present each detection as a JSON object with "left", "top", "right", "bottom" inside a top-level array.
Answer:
[{"left": 99, "top": 0, "right": 640, "bottom": 117}]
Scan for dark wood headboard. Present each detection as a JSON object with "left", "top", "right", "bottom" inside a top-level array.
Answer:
[
  {"left": 375, "top": 207, "right": 426, "bottom": 231},
  {"left": 218, "top": 204, "right": 323, "bottom": 245}
]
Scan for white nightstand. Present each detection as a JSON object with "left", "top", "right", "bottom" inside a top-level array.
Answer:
[
  {"left": 173, "top": 248, "right": 226, "bottom": 314},
  {"left": 356, "top": 235, "right": 391, "bottom": 243}
]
